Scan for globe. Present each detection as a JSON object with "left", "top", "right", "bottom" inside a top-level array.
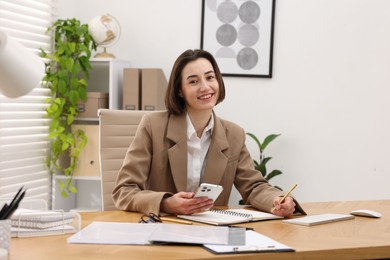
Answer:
[{"left": 88, "top": 14, "right": 121, "bottom": 58}]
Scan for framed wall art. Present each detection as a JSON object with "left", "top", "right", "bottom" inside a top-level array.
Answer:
[{"left": 201, "top": 0, "right": 276, "bottom": 78}]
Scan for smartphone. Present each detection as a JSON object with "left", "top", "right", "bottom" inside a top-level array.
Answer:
[{"left": 194, "top": 183, "right": 223, "bottom": 202}]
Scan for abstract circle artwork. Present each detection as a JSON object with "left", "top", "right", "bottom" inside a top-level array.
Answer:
[{"left": 201, "top": 0, "right": 275, "bottom": 77}]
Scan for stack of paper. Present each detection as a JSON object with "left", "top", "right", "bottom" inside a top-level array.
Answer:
[
  {"left": 67, "top": 222, "right": 294, "bottom": 255},
  {"left": 11, "top": 209, "right": 80, "bottom": 237},
  {"left": 67, "top": 221, "right": 243, "bottom": 246}
]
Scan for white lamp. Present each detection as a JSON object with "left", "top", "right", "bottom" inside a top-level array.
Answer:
[{"left": 0, "top": 30, "right": 45, "bottom": 98}]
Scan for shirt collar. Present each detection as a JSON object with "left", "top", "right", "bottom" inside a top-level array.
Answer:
[{"left": 186, "top": 112, "right": 214, "bottom": 139}]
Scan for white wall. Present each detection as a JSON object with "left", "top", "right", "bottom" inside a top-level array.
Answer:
[{"left": 58, "top": 0, "right": 390, "bottom": 204}]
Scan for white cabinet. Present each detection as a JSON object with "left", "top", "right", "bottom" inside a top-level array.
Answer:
[
  {"left": 52, "top": 59, "right": 130, "bottom": 211},
  {"left": 88, "top": 58, "right": 131, "bottom": 110}
]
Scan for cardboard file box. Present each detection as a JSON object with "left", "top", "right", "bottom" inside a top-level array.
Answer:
[
  {"left": 122, "top": 68, "right": 167, "bottom": 111},
  {"left": 78, "top": 92, "right": 108, "bottom": 118},
  {"left": 141, "top": 68, "right": 167, "bottom": 111},
  {"left": 72, "top": 124, "right": 100, "bottom": 177},
  {"left": 123, "top": 68, "right": 141, "bottom": 110}
]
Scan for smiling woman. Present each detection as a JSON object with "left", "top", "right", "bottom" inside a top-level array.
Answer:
[{"left": 112, "top": 49, "right": 305, "bottom": 217}]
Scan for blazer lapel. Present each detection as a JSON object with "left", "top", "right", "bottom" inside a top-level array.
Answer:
[
  {"left": 166, "top": 114, "right": 188, "bottom": 192},
  {"left": 202, "top": 115, "right": 229, "bottom": 185}
]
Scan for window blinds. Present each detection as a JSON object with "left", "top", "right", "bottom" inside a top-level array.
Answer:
[{"left": 0, "top": 0, "right": 55, "bottom": 202}]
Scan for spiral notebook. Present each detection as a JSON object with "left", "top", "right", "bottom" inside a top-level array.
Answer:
[{"left": 178, "top": 208, "right": 283, "bottom": 226}]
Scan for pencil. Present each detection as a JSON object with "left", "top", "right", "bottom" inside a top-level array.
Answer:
[
  {"left": 280, "top": 183, "right": 298, "bottom": 203},
  {"left": 160, "top": 217, "right": 193, "bottom": 225}
]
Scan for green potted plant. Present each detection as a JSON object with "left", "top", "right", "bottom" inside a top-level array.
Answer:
[
  {"left": 240, "top": 133, "right": 283, "bottom": 204},
  {"left": 41, "top": 18, "right": 96, "bottom": 197}
]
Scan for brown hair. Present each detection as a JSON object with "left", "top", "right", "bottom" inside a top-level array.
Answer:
[{"left": 164, "top": 49, "right": 226, "bottom": 115}]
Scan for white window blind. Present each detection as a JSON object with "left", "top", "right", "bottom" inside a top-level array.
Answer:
[{"left": 0, "top": 0, "right": 56, "bottom": 203}]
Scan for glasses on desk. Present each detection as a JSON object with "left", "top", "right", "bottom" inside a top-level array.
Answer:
[{"left": 139, "top": 213, "right": 162, "bottom": 224}]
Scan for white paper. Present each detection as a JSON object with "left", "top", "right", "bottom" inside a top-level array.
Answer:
[
  {"left": 67, "top": 221, "right": 231, "bottom": 245},
  {"left": 148, "top": 224, "right": 229, "bottom": 245},
  {"left": 67, "top": 222, "right": 157, "bottom": 245}
]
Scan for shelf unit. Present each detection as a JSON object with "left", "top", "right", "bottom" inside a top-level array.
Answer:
[
  {"left": 87, "top": 58, "right": 131, "bottom": 110},
  {"left": 52, "top": 59, "right": 130, "bottom": 211}
]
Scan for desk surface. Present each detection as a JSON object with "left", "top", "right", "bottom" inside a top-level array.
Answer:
[{"left": 9, "top": 200, "right": 390, "bottom": 260}]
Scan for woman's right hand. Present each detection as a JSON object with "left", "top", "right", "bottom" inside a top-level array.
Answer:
[{"left": 160, "top": 191, "right": 214, "bottom": 215}]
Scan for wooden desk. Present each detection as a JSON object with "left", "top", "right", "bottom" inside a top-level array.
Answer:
[{"left": 8, "top": 200, "right": 390, "bottom": 260}]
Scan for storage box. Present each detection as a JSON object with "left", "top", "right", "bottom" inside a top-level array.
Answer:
[
  {"left": 78, "top": 92, "right": 108, "bottom": 118},
  {"left": 72, "top": 124, "right": 100, "bottom": 177}
]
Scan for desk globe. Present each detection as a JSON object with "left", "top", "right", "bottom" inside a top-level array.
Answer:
[{"left": 88, "top": 14, "right": 121, "bottom": 58}]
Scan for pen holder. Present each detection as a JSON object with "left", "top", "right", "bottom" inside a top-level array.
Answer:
[{"left": 0, "top": 220, "right": 11, "bottom": 251}]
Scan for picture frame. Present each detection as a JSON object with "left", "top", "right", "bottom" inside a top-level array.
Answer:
[{"left": 201, "top": 0, "right": 276, "bottom": 78}]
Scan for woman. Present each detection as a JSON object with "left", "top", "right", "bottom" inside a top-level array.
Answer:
[{"left": 112, "top": 49, "right": 305, "bottom": 216}]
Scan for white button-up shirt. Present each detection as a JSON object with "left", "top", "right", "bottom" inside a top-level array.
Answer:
[{"left": 186, "top": 113, "right": 214, "bottom": 192}]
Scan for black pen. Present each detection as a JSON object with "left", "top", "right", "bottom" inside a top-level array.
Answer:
[
  {"left": 6, "top": 186, "right": 24, "bottom": 208},
  {"left": 0, "top": 186, "right": 23, "bottom": 220},
  {"left": 2, "top": 187, "right": 26, "bottom": 219},
  {"left": 0, "top": 203, "right": 9, "bottom": 220}
]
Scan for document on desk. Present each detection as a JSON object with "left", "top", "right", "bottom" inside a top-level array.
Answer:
[
  {"left": 67, "top": 222, "right": 156, "bottom": 245},
  {"left": 204, "top": 230, "right": 294, "bottom": 254},
  {"left": 67, "top": 221, "right": 240, "bottom": 245}
]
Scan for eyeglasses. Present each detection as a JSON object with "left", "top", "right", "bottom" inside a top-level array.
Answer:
[{"left": 138, "top": 213, "right": 162, "bottom": 224}]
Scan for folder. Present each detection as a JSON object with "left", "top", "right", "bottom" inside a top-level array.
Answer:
[
  {"left": 141, "top": 68, "right": 167, "bottom": 111},
  {"left": 123, "top": 68, "right": 141, "bottom": 110}
]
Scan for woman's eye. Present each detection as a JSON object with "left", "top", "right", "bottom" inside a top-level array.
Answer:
[{"left": 207, "top": 75, "right": 215, "bottom": 80}]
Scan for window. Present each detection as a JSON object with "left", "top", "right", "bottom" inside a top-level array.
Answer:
[{"left": 0, "top": 0, "right": 56, "bottom": 204}]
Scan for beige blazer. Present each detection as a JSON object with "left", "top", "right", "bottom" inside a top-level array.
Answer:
[{"left": 112, "top": 111, "right": 304, "bottom": 215}]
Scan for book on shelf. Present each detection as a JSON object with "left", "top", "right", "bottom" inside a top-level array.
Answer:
[{"left": 177, "top": 208, "right": 283, "bottom": 226}]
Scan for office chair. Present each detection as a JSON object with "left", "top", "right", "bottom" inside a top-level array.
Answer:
[{"left": 98, "top": 109, "right": 151, "bottom": 210}]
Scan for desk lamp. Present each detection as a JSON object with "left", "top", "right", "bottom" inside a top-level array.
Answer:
[{"left": 0, "top": 30, "right": 44, "bottom": 98}]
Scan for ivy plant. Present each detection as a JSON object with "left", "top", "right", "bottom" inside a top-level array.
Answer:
[
  {"left": 240, "top": 133, "right": 283, "bottom": 204},
  {"left": 41, "top": 18, "right": 96, "bottom": 197}
]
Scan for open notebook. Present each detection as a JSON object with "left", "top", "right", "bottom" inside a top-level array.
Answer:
[{"left": 178, "top": 208, "right": 283, "bottom": 226}]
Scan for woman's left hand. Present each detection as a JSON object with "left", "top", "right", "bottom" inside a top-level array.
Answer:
[{"left": 271, "top": 196, "right": 296, "bottom": 217}]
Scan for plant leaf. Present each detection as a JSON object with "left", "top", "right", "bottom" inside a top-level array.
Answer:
[
  {"left": 266, "top": 169, "right": 283, "bottom": 181},
  {"left": 246, "top": 132, "right": 261, "bottom": 150},
  {"left": 261, "top": 134, "right": 281, "bottom": 151}
]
